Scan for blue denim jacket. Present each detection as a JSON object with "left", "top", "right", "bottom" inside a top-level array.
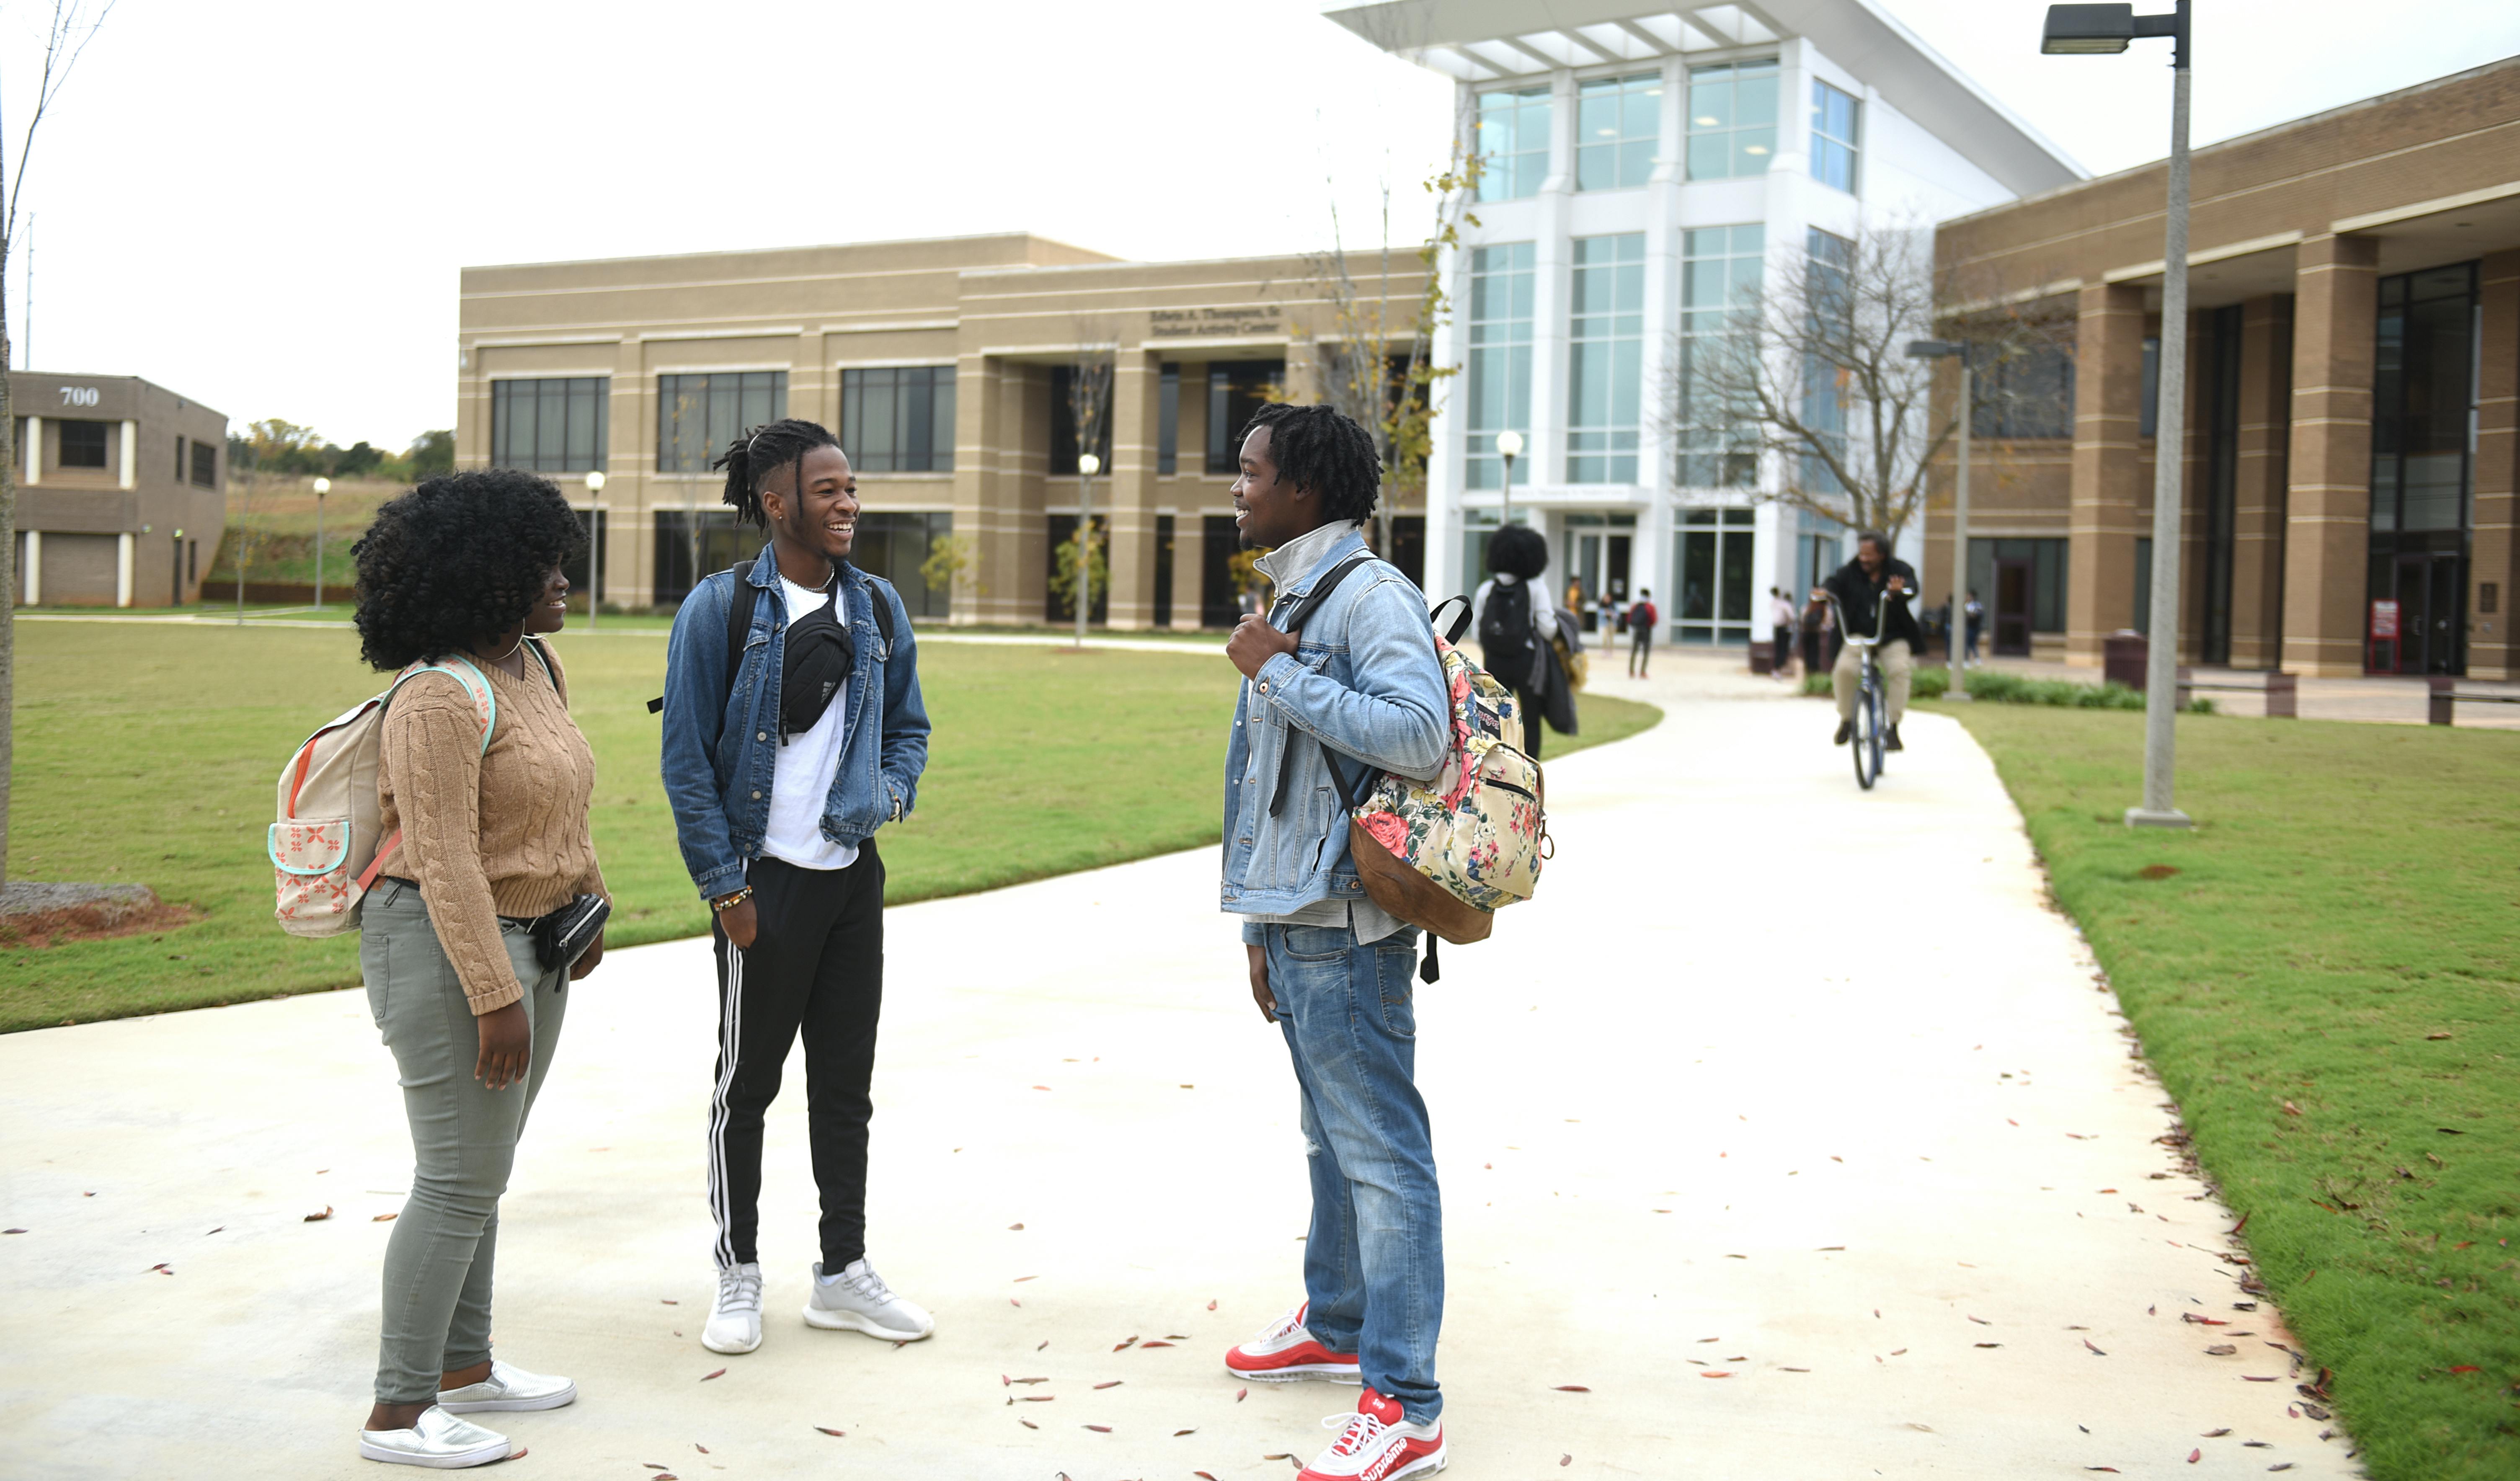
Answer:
[
  {"left": 1221, "top": 528, "right": 1449, "bottom": 934},
  {"left": 660, "top": 545, "right": 931, "bottom": 900}
]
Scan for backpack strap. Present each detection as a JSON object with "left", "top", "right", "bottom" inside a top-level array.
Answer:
[
  {"left": 1428, "top": 595, "right": 1473, "bottom": 645},
  {"left": 723, "top": 559, "right": 762, "bottom": 686},
  {"left": 1264, "top": 551, "right": 1377, "bottom": 820}
]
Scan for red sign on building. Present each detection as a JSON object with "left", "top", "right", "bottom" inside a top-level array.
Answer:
[{"left": 2370, "top": 599, "right": 2400, "bottom": 638}]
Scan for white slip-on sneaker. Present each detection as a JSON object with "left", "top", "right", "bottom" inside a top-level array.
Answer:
[
  {"left": 702, "top": 1261, "right": 764, "bottom": 1355},
  {"left": 435, "top": 1359, "right": 577, "bottom": 1414},
  {"left": 357, "top": 1406, "right": 511, "bottom": 1468},
  {"left": 803, "top": 1258, "right": 934, "bottom": 1341}
]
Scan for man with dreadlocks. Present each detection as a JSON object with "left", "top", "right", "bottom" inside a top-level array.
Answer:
[
  {"left": 1217, "top": 402, "right": 1455, "bottom": 1481},
  {"left": 657, "top": 418, "right": 933, "bottom": 1359}
]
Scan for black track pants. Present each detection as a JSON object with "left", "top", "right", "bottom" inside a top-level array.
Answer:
[{"left": 707, "top": 847, "right": 885, "bottom": 1272}]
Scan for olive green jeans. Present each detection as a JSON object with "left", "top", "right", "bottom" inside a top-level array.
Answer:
[{"left": 360, "top": 880, "right": 568, "bottom": 1405}]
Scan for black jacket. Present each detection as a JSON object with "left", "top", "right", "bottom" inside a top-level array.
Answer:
[{"left": 1820, "top": 557, "right": 1925, "bottom": 650}]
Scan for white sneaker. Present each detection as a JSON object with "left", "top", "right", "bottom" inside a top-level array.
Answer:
[
  {"left": 357, "top": 1406, "right": 511, "bottom": 1468},
  {"left": 803, "top": 1258, "right": 934, "bottom": 1341},
  {"left": 435, "top": 1359, "right": 577, "bottom": 1414},
  {"left": 1299, "top": 1388, "right": 1446, "bottom": 1481},
  {"left": 702, "top": 1262, "right": 764, "bottom": 1355}
]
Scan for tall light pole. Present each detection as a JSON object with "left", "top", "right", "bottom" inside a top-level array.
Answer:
[
  {"left": 311, "top": 476, "right": 331, "bottom": 611},
  {"left": 1075, "top": 451, "right": 1101, "bottom": 648},
  {"left": 171, "top": 527, "right": 184, "bottom": 609},
  {"left": 1494, "top": 429, "right": 1523, "bottom": 530},
  {"left": 2043, "top": 1, "right": 2194, "bottom": 828},
  {"left": 1906, "top": 339, "right": 1973, "bottom": 702},
  {"left": 583, "top": 469, "right": 607, "bottom": 632}
]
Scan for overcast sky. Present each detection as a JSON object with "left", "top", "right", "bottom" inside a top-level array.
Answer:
[{"left": 11, "top": 0, "right": 2516, "bottom": 448}]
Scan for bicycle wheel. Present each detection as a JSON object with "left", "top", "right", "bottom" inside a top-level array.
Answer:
[
  {"left": 1867, "top": 675, "right": 1888, "bottom": 782},
  {"left": 1851, "top": 670, "right": 1879, "bottom": 790}
]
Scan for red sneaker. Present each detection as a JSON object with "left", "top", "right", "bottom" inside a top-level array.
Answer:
[
  {"left": 1299, "top": 1387, "right": 1445, "bottom": 1481},
  {"left": 1225, "top": 1302, "right": 1362, "bottom": 1384}
]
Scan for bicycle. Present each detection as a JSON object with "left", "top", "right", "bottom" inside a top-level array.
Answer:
[{"left": 1822, "top": 590, "right": 1899, "bottom": 790}]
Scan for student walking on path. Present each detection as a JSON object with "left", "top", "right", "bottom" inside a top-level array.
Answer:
[
  {"left": 1472, "top": 525, "right": 1567, "bottom": 758},
  {"left": 1216, "top": 403, "right": 1455, "bottom": 1481},
  {"left": 350, "top": 472, "right": 609, "bottom": 1469},
  {"left": 658, "top": 419, "right": 933, "bottom": 1360},
  {"left": 1628, "top": 589, "right": 1658, "bottom": 678}
]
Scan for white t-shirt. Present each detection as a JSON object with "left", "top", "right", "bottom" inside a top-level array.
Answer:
[{"left": 760, "top": 573, "right": 859, "bottom": 872}]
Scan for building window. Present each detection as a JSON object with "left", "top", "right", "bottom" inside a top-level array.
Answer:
[
  {"left": 490, "top": 377, "right": 608, "bottom": 474},
  {"left": 191, "top": 440, "right": 217, "bottom": 488},
  {"left": 1676, "top": 506, "right": 1757, "bottom": 644},
  {"left": 1158, "top": 363, "right": 1179, "bottom": 475},
  {"left": 1577, "top": 71, "right": 1661, "bottom": 192},
  {"left": 1967, "top": 537, "right": 2070, "bottom": 644},
  {"left": 653, "top": 508, "right": 753, "bottom": 604},
  {"left": 1205, "top": 362, "right": 1281, "bottom": 474},
  {"left": 842, "top": 366, "right": 955, "bottom": 473},
  {"left": 1810, "top": 79, "right": 1862, "bottom": 193},
  {"left": 658, "top": 372, "right": 784, "bottom": 475},
  {"left": 1800, "top": 228, "right": 1856, "bottom": 494},
  {"left": 1973, "top": 341, "right": 2076, "bottom": 440},
  {"left": 175, "top": 436, "right": 186, "bottom": 479},
  {"left": 1568, "top": 233, "right": 1645, "bottom": 485},
  {"left": 852, "top": 510, "right": 955, "bottom": 619},
  {"left": 1464, "top": 242, "right": 1535, "bottom": 491},
  {"left": 1686, "top": 59, "right": 1777, "bottom": 180},
  {"left": 2138, "top": 336, "right": 2161, "bottom": 438},
  {"left": 1476, "top": 85, "right": 1552, "bottom": 201},
  {"left": 1676, "top": 224, "right": 1765, "bottom": 488},
  {"left": 59, "top": 419, "right": 109, "bottom": 469}
]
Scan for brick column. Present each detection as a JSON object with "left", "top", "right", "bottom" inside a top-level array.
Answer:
[
  {"left": 2281, "top": 233, "right": 2380, "bottom": 676},
  {"left": 2470, "top": 249, "right": 2519, "bottom": 679},
  {"left": 954, "top": 352, "right": 1033, "bottom": 626},
  {"left": 1105, "top": 350, "right": 1161, "bottom": 629},
  {"left": 2226, "top": 296, "right": 2293, "bottom": 668},
  {"left": 2065, "top": 282, "right": 2147, "bottom": 665}
]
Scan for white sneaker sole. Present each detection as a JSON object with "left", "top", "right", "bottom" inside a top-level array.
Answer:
[
  {"left": 802, "top": 1304, "right": 932, "bottom": 1341},
  {"left": 1226, "top": 1360, "right": 1364, "bottom": 1385},
  {"left": 356, "top": 1436, "right": 511, "bottom": 1469},
  {"left": 435, "top": 1380, "right": 576, "bottom": 1414},
  {"left": 701, "top": 1326, "right": 763, "bottom": 1355}
]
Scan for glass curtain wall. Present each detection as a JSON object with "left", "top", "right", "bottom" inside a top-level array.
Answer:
[
  {"left": 1676, "top": 507, "right": 1756, "bottom": 643},
  {"left": 1477, "top": 87, "right": 1552, "bottom": 201},
  {"left": 1568, "top": 233, "right": 1645, "bottom": 484},
  {"left": 1577, "top": 72, "right": 1661, "bottom": 191},
  {"left": 1800, "top": 229, "right": 1854, "bottom": 494},
  {"left": 1464, "top": 243, "right": 1535, "bottom": 490},
  {"left": 1676, "top": 224, "right": 1764, "bottom": 488},
  {"left": 1685, "top": 59, "right": 1777, "bottom": 179},
  {"left": 491, "top": 377, "right": 608, "bottom": 472},
  {"left": 2367, "top": 261, "right": 2478, "bottom": 674}
]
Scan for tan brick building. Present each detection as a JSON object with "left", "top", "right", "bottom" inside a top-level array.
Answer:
[
  {"left": 455, "top": 235, "right": 1424, "bottom": 627},
  {"left": 11, "top": 372, "right": 227, "bottom": 607},
  {"left": 1928, "top": 57, "right": 2520, "bottom": 678}
]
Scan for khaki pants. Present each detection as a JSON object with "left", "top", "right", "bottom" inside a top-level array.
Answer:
[{"left": 1833, "top": 637, "right": 1913, "bottom": 726}]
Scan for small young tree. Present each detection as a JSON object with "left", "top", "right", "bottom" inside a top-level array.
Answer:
[
  {"left": 1660, "top": 221, "right": 2060, "bottom": 544},
  {"left": 1061, "top": 320, "right": 1115, "bottom": 640},
  {"left": 919, "top": 532, "right": 972, "bottom": 615},
  {"left": 0, "top": 0, "right": 116, "bottom": 886},
  {"left": 1048, "top": 517, "right": 1107, "bottom": 620}
]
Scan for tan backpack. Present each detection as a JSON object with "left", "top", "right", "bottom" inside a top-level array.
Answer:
[{"left": 267, "top": 653, "right": 508, "bottom": 937}]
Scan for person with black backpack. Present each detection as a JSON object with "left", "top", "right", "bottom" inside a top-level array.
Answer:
[
  {"left": 656, "top": 418, "right": 932, "bottom": 1361},
  {"left": 1471, "top": 524, "right": 1562, "bottom": 757}
]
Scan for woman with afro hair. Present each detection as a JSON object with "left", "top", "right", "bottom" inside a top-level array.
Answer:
[
  {"left": 1470, "top": 523, "right": 1573, "bottom": 757},
  {"left": 349, "top": 469, "right": 608, "bottom": 1469}
]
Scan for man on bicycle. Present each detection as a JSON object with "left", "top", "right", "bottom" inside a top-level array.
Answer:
[{"left": 1809, "top": 531, "right": 1922, "bottom": 753}]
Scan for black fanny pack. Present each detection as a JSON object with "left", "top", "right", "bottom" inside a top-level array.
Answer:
[
  {"left": 529, "top": 893, "right": 610, "bottom": 973},
  {"left": 780, "top": 579, "right": 853, "bottom": 742}
]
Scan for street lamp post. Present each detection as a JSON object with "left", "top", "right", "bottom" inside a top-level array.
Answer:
[
  {"left": 583, "top": 469, "right": 608, "bottom": 632},
  {"left": 171, "top": 527, "right": 184, "bottom": 609},
  {"left": 311, "top": 476, "right": 331, "bottom": 611},
  {"left": 1906, "top": 339, "right": 1973, "bottom": 702},
  {"left": 1075, "top": 451, "right": 1101, "bottom": 649},
  {"left": 1494, "top": 429, "right": 1523, "bottom": 530},
  {"left": 2042, "top": 0, "right": 2194, "bottom": 828}
]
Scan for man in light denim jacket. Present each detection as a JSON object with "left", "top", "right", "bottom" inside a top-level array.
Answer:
[
  {"left": 1214, "top": 403, "right": 1456, "bottom": 1481},
  {"left": 657, "top": 419, "right": 932, "bottom": 1363}
]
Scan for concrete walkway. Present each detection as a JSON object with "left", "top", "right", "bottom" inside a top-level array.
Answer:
[{"left": 0, "top": 668, "right": 2357, "bottom": 1479}]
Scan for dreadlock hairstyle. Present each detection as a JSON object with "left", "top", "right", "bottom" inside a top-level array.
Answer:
[
  {"left": 1242, "top": 402, "right": 1383, "bottom": 524},
  {"left": 715, "top": 417, "right": 844, "bottom": 529}
]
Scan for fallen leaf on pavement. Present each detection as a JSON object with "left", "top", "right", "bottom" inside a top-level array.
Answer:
[
  {"left": 1083, "top": 1424, "right": 1111, "bottom": 1433},
  {"left": 1560, "top": 1456, "right": 1572, "bottom": 1468},
  {"left": 1175, "top": 1429, "right": 1195, "bottom": 1436},
  {"left": 1094, "top": 1381, "right": 1122, "bottom": 1390},
  {"left": 1553, "top": 1385, "right": 1590, "bottom": 1392},
  {"left": 814, "top": 1427, "right": 844, "bottom": 1437},
  {"left": 2189, "top": 1450, "right": 2201, "bottom": 1463},
  {"left": 305, "top": 1207, "right": 334, "bottom": 1222},
  {"left": 1010, "top": 1299, "right": 1021, "bottom": 1307},
  {"left": 1208, "top": 1300, "right": 1219, "bottom": 1311},
  {"left": 700, "top": 1369, "right": 724, "bottom": 1382},
  {"left": 1236, "top": 1388, "right": 1247, "bottom": 1402},
  {"left": 1114, "top": 1336, "right": 1139, "bottom": 1351},
  {"left": 2207, "top": 1345, "right": 2238, "bottom": 1356},
  {"left": 1009, "top": 1223, "right": 1025, "bottom": 1230},
  {"left": 1014, "top": 1275, "right": 1038, "bottom": 1282},
  {"left": 1968, "top": 1316, "right": 1991, "bottom": 1326},
  {"left": 661, "top": 1298, "right": 678, "bottom": 1305},
  {"left": 1975, "top": 1343, "right": 2002, "bottom": 1349},
  {"left": 1020, "top": 1419, "right": 1038, "bottom": 1429},
  {"left": 2084, "top": 1339, "right": 2108, "bottom": 1356},
  {"left": 2243, "top": 1375, "right": 2279, "bottom": 1382},
  {"left": 372, "top": 1213, "right": 398, "bottom": 1222},
  {"left": 1142, "top": 1341, "right": 1175, "bottom": 1348},
  {"left": 1701, "top": 1371, "right": 1732, "bottom": 1378},
  {"left": 1018, "top": 1396, "right": 1054, "bottom": 1403}
]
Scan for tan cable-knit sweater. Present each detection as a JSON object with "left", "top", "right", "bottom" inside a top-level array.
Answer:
[{"left": 373, "top": 640, "right": 606, "bottom": 1014}]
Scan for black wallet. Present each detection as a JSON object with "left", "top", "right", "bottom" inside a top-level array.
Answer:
[{"left": 532, "top": 893, "right": 611, "bottom": 973}]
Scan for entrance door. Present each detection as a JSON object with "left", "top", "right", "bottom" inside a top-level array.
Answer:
[
  {"left": 1576, "top": 534, "right": 1603, "bottom": 630},
  {"left": 2392, "top": 551, "right": 2465, "bottom": 674},
  {"left": 1992, "top": 557, "right": 2033, "bottom": 656}
]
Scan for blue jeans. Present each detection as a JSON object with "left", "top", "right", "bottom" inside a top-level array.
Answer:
[{"left": 1266, "top": 920, "right": 1443, "bottom": 1424}]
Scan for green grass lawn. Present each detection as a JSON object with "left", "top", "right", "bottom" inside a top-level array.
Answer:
[
  {"left": 1936, "top": 702, "right": 2519, "bottom": 1481},
  {"left": 4, "top": 621, "right": 1656, "bottom": 1032}
]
